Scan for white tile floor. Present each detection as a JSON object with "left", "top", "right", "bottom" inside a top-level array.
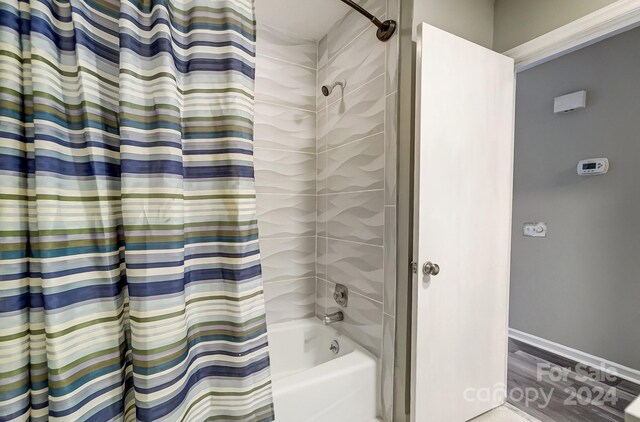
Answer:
[{"left": 470, "top": 405, "right": 536, "bottom": 422}]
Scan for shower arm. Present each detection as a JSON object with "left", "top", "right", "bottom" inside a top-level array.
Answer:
[{"left": 339, "top": 0, "right": 397, "bottom": 41}]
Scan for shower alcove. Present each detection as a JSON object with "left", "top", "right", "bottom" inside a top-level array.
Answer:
[{"left": 253, "top": 0, "right": 400, "bottom": 420}]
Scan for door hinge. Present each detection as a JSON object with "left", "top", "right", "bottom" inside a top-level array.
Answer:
[{"left": 410, "top": 261, "right": 418, "bottom": 274}]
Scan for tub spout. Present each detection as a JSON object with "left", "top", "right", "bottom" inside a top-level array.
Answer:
[{"left": 318, "top": 311, "right": 344, "bottom": 325}]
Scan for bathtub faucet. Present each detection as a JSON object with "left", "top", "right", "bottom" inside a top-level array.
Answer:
[{"left": 319, "top": 311, "right": 344, "bottom": 325}]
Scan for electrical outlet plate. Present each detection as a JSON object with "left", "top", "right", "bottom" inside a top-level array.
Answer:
[{"left": 524, "top": 222, "right": 547, "bottom": 238}]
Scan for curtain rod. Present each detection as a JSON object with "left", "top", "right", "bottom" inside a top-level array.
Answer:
[{"left": 339, "top": 0, "right": 396, "bottom": 41}]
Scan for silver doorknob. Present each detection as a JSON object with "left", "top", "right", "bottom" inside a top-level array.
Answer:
[{"left": 422, "top": 262, "right": 440, "bottom": 276}]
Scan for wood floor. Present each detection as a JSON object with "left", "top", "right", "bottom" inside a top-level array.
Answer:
[
  {"left": 507, "top": 339, "right": 640, "bottom": 422},
  {"left": 471, "top": 405, "right": 537, "bottom": 421}
]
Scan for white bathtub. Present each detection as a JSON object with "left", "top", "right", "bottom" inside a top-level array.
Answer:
[{"left": 267, "top": 318, "right": 379, "bottom": 422}]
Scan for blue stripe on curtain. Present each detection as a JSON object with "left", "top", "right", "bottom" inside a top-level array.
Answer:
[{"left": 0, "top": 0, "right": 275, "bottom": 420}]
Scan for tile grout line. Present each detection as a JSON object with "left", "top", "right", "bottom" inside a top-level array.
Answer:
[
  {"left": 315, "top": 36, "right": 324, "bottom": 313},
  {"left": 256, "top": 22, "right": 317, "bottom": 48},
  {"left": 258, "top": 53, "right": 318, "bottom": 72},
  {"left": 260, "top": 235, "right": 316, "bottom": 240},
  {"left": 323, "top": 60, "right": 329, "bottom": 315},
  {"left": 323, "top": 130, "right": 385, "bottom": 154},
  {"left": 257, "top": 193, "right": 317, "bottom": 196},
  {"left": 318, "top": 188, "right": 385, "bottom": 195},
  {"left": 382, "top": 37, "right": 388, "bottom": 319},
  {"left": 320, "top": 235, "right": 383, "bottom": 249},
  {"left": 254, "top": 99, "right": 316, "bottom": 114},
  {"left": 314, "top": 36, "right": 320, "bottom": 313},
  {"left": 264, "top": 277, "right": 316, "bottom": 286},
  {"left": 322, "top": 235, "right": 384, "bottom": 249},
  {"left": 254, "top": 146, "right": 316, "bottom": 155}
]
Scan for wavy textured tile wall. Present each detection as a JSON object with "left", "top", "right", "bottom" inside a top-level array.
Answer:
[
  {"left": 255, "top": 4, "right": 399, "bottom": 417},
  {"left": 255, "top": 24, "right": 318, "bottom": 325},
  {"left": 254, "top": 102, "right": 315, "bottom": 153},
  {"left": 315, "top": 1, "right": 399, "bottom": 420}
]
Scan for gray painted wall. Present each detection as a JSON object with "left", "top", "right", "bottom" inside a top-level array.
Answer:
[
  {"left": 510, "top": 27, "right": 640, "bottom": 371},
  {"left": 493, "top": 0, "right": 618, "bottom": 52},
  {"left": 412, "top": 0, "right": 619, "bottom": 53},
  {"left": 412, "top": 0, "right": 495, "bottom": 48}
]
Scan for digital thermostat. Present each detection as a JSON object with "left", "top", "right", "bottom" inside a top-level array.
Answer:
[{"left": 577, "top": 158, "right": 609, "bottom": 176}]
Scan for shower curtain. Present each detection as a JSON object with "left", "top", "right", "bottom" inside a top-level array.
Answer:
[{"left": 0, "top": 0, "right": 274, "bottom": 420}]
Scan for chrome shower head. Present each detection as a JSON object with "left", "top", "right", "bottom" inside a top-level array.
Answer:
[{"left": 321, "top": 80, "right": 345, "bottom": 97}]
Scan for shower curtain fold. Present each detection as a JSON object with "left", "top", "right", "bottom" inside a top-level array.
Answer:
[{"left": 0, "top": 0, "right": 274, "bottom": 420}]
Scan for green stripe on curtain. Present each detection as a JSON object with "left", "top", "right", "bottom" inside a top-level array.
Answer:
[{"left": 0, "top": 0, "right": 275, "bottom": 420}]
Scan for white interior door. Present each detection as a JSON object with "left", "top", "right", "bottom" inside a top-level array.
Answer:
[{"left": 411, "top": 24, "right": 516, "bottom": 422}]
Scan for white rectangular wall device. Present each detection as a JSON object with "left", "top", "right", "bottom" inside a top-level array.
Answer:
[
  {"left": 554, "top": 90, "right": 587, "bottom": 113},
  {"left": 523, "top": 222, "right": 547, "bottom": 237},
  {"left": 577, "top": 158, "right": 609, "bottom": 176}
]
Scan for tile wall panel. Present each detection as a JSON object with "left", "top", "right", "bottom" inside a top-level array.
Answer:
[
  {"left": 256, "top": 194, "right": 316, "bottom": 239},
  {"left": 254, "top": 102, "right": 315, "bottom": 153},
  {"left": 327, "top": 282, "right": 384, "bottom": 357},
  {"left": 255, "top": 24, "right": 318, "bottom": 324},
  {"left": 254, "top": 148, "right": 316, "bottom": 195},
  {"left": 255, "top": 55, "right": 316, "bottom": 111},
  {"left": 263, "top": 278, "right": 316, "bottom": 325},
  {"left": 327, "top": 31, "right": 386, "bottom": 97},
  {"left": 382, "top": 313, "right": 396, "bottom": 421},
  {"left": 326, "top": 0, "right": 386, "bottom": 60},
  {"left": 326, "top": 75, "right": 385, "bottom": 149},
  {"left": 257, "top": 24, "right": 318, "bottom": 68},
  {"left": 260, "top": 237, "right": 316, "bottom": 283},
  {"left": 314, "top": 3, "right": 398, "bottom": 418},
  {"left": 327, "top": 239, "right": 384, "bottom": 302},
  {"left": 327, "top": 132, "right": 384, "bottom": 194},
  {"left": 257, "top": 5, "right": 399, "bottom": 417},
  {"left": 326, "top": 190, "right": 385, "bottom": 246}
]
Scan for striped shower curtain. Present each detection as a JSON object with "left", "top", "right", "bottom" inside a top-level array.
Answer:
[{"left": 0, "top": 0, "right": 274, "bottom": 420}]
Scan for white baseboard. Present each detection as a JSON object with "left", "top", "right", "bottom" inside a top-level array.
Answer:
[
  {"left": 504, "top": 403, "right": 542, "bottom": 422},
  {"left": 509, "top": 328, "right": 640, "bottom": 385},
  {"left": 626, "top": 396, "right": 640, "bottom": 422}
]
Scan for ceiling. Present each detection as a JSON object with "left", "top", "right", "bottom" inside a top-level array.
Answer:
[{"left": 255, "top": 0, "right": 351, "bottom": 41}]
